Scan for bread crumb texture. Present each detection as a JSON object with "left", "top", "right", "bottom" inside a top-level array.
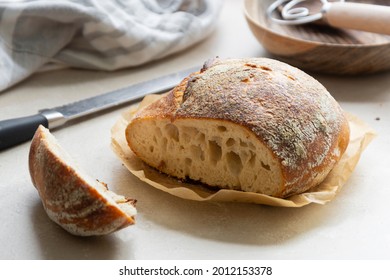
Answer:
[{"left": 127, "top": 58, "right": 350, "bottom": 198}]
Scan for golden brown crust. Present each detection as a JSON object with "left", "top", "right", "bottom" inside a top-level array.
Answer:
[
  {"left": 129, "top": 58, "right": 350, "bottom": 198},
  {"left": 29, "top": 126, "right": 136, "bottom": 236}
]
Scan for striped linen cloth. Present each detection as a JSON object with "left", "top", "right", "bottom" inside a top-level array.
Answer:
[{"left": 0, "top": 0, "right": 222, "bottom": 92}]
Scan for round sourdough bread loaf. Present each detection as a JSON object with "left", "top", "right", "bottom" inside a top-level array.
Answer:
[{"left": 126, "top": 58, "right": 350, "bottom": 198}]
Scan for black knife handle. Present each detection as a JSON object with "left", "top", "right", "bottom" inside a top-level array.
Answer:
[{"left": 0, "top": 114, "right": 48, "bottom": 151}]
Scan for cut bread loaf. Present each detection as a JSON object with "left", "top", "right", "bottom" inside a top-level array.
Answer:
[
  {"left": 29, "top": 125, "right": 136, "bottom": 236},
  {"left": 126, "top": 58, "right": 350, "bottom": 198}
]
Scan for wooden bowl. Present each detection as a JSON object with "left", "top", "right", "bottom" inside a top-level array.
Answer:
[{"left": 244, "top": 0, "right": 390, "bottom": 75}]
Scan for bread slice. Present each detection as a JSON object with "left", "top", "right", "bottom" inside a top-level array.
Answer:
[
  {"left": 29, "top": 125, "right": 136, "bottom": 236},
  {"left": 126, "top": 58, "right": 350, "bottom": 198}
]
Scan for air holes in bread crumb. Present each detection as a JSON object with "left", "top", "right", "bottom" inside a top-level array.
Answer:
[
  {"left": 249, "top": 151, "right": 256, "bottom": 167},
  {"left": 208, "top": 140, "right": 222, "bottom": 165},
  {"left": 261, "top": 161, "right": 271, "bottom": 171},
  {"left": 165, "top": 123, "right": 179, "bottom": 142},
  {"left": 240, "top": 140, "right": 248, "bottom": 147},
  {"left": 217, "top": 125, "right": 227, "bottom": 132},
  {"left": 226, "top": 151, "right": 243, "bottom": 176},
  {"left": 196, "top": 132, "right": 205, "bottom": 143},
  {"left": 226, "top": 138, "right": 235, "bottom": 147},
  {"left": 191, "top": 145, "right": 205, "bottom": 161}
]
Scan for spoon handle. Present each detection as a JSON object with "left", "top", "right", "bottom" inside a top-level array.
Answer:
[{"left": 324, "top": 2, "right": 390, "bottom": 35}]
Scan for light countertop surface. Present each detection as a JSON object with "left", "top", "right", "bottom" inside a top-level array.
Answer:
[{"left": 1, "top": 0, "right": 390, "bottom": 260}]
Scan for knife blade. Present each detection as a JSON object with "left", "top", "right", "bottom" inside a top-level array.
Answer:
[{"left": 0, "top": 66, "right": 200, "bottom": 151}]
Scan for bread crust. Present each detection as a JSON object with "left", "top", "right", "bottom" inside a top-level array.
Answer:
[
  {"left": 128, "top": 58, "right": 350, "bottom": 198},
  {"left": 29, "top": 125, "right": 136, "bottom": 236}
]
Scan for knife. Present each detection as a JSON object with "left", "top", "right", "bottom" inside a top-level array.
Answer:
[{"left": 0, "top": 66, "right": 199, "bottom": 151}]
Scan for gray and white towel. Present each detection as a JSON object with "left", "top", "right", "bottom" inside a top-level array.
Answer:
[{"left": 0, "top": 0, "right": 222, "bottom": 92}]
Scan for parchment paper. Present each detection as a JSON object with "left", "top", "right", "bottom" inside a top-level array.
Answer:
[{"left": 111, "top": 94, "right": 376, "bottom": 207}]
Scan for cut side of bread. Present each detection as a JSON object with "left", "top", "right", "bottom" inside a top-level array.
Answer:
[
  {"left": 29, "top": 125, "right": 136, "bottom": 236},
  {"left": 126, "top": 58, "right": 350, "bottom": 198},
  {"left": 129, "top": 118, "right": 282, "bottom": 195}
]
